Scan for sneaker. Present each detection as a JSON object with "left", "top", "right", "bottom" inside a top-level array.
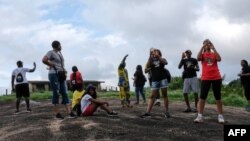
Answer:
[
  {"left": 108, "top": 111, "right": 118, "bottom": 117},
  {"left": 183, "top": 108, "right": 192, "bottom": 113},
  {"left": 14, "top": 110, "right": 20, "bottom": 115},
  {"left": 164, "top": 112, "right": 171, "bottom": 118},
  {"left": 55, "top": 113, "right": 64, "bottom": 120},
  {"left": 66, "top": 112, "right": 77, "bottom": 119},
  {"left": 134, "top": 101, "right": 139, "bottom": 105},
  {"left": 192, "top": 108, "right": 198, "bottom": 113},
  {"left": 218, "top": 115, "right": 225, "bottom": 124},
  {"left": 26, "top": 108, "right": 32, "bottom": 112},
  {"left": 154, "top": 102, "right": 161, "bottom": 106},
  {"left": 140, "top": 113, "right": 151, "bottom": 118},
  {"left": 194, "top": 115, "right": 204, "bottom": 123}
]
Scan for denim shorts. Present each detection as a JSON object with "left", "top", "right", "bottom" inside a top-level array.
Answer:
[{"left": 151, "top": 79, "right": 168, "bottom": 90}]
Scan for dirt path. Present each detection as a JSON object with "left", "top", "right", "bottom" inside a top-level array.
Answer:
[{"left": 0, "top": 99, "right": 250, "bottom": 141}]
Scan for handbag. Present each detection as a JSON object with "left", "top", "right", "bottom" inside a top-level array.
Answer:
[
  {"left": 55, "top": 51, "right": 67, "bottom": 82},
  {"left": 57, "top": 71, "right": 67, "bottom": 82}
]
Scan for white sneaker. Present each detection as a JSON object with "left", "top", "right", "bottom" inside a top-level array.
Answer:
[
  {"left": 218, "top": 115, "right": 225, "bottom": 124},
  {"left": 194, "top": 115, "right": 204, "bottom": 123}
]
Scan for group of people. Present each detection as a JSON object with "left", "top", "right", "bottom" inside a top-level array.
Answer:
[{"left": 11, "top": 39, "right": 250, "bottom": 123}]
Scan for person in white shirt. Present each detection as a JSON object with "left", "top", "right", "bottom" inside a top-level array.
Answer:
[
  {"left": 81, "top": 84, "right": 118, "bottom": 116},
  {"left": 11, "top": 60, "right": 36, "bottom": 114}
]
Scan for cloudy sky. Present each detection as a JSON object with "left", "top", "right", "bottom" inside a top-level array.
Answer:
[{"left": 1, "top": 0, "right": 250, "bottom": 91}]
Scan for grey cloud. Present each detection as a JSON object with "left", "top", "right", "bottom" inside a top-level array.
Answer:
[{"left": 206, "top": 0, "right": 250, "bottom": 23}]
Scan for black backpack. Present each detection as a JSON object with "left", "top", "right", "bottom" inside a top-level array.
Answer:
[
  {"left": 165, "top": 68, "right": 171, "bottom": 83},
  {"left": 16, "top": 72, "right": 24, "bottom": 82}
]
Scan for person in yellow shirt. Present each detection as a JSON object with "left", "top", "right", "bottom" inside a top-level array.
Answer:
[
  {"left": 72, "top": 85, "right": 85, "bottom": 116},
  {"left": 118, "top": 54, "right": 132, "bottom": 108}
]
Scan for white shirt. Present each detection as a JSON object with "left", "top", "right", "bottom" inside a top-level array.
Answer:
[
  {"left": 80, "top": 94, "right": 92, "bottom": 113},
  {"left": 12, "top": 67, "right": 30, "bottom": 85}
]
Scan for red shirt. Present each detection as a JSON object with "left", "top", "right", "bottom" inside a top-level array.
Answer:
[
  {"left": 70, "top": 71, "right": 83, "bottom": 84},
  {"left": 200, "top": 52, "right": 221, "bottom": 80}
]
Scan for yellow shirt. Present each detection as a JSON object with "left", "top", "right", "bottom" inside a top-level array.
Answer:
[{"left": 72, "top": 89, "right": 85, "bottom": 108}]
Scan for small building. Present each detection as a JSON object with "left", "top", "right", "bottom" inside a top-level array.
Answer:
[{"left": 28, "top": 80, "right": 105, "bottom": 92}]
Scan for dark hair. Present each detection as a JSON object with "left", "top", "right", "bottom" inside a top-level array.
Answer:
[
  {"left": 84, "top": 84, "right": 97, "bottom": 99},
  {"left": 185, "top": 50, "right": 192, "bottom": 55},
  {"left": 241, "top": 60, "right": 248, "bottom": 67},
  {"left": 155, "top": 49, "right": 162, "bottom": 57},
  {"left": 72, "top": 66, "right": 78, "bottom": 72},
  {"left": 51, "top": 40, "right": 60, "bottom": 48},
  {"left": 16, "top": 60, "right": 23, "bottom": 67},
  {"left": 136, "top": 65, "right": 143, "bottom": 72}
]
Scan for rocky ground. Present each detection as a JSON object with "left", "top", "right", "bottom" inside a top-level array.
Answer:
[{"left": 0, "top": 98, "right": 250, "bottom": 141}]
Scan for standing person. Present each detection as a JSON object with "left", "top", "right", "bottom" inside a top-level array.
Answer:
[
  {"left": 238, "top": 60, "right": 250, "bottom": 112},
  {"left": 178, "top": 50, "right": 199, "bottom": 112},
  {"left": 42, "top": 40, "right": 75, "bottom": 119},
  {"left": 194, "top": 39, "right": 225, "bottom": 123},
  {"left": 118, "top": 54, "right": 132, "bottom": 108},
  {"left": 81, "top": 84, "right": 118, "bottom": 116},
  {"left": 11, "top": 61, "right": 36, "bottom": 114},
  {"left": 133, "top": 65, "right": 147, "bottom": 104},
  {"left": 145, "top": 48, "right": 161, "bottom": 106},
  {"left": 141, "top": 48, "right": 170, "bottom": 118},
  {"left": 70, "top": 66, "right": 84, "bottom": 92}
]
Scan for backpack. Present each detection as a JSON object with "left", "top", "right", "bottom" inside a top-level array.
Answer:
[
  {"left": 165, "top": 68, "right": 171, "bottom": 83},
  {"left": 16, "top": 72, "right": 24, "bottom": 82},
  {"left": 71, "top": 73, "right": 77, "bottom": 85}
]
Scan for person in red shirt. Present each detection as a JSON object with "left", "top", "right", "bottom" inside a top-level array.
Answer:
[
  {"left": 70, "top": 66, "right": 84, "bottom": 92},
  {"left": 194, "top": 39, "right": 225, "bottom": 124}
]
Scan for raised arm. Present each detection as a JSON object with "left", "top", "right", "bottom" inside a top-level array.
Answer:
[
  {"left": 121, "top": 54, "right": 128, "bottom": 63},
  {"left": 178, "top": 52, "right": 186, "bottom": 69},
  {"left": 197, "top": 46, "right": 204, "bottom": 61},
  {"left": 210, "top": 43, "right": 221, "bottom": 62},
  {"left": 29, "top": 62, "right": 36, "bottom": 72},
  {"left": 119, "top": 54, "right": 128, "bottom": 69}
]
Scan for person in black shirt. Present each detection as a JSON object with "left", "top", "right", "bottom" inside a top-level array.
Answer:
[
  {"left": 178, "top": 50, "right": 199, "bottom": 112},
  {"left": 141, "top": 48, "right": 170, "bottom": 118},
  {"left": 238, "top": 59, "right": 250, "bottom": 112},
  {"left": 133, "top": 65, "right": 146, "bottom": 104}
]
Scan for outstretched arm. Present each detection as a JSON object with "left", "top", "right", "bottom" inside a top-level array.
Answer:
[{"left": 90, "top": 98, "right": 109, "bottom": 106}]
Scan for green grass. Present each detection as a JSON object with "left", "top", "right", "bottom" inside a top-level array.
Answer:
[{"left": 0, "top": 88, "right": 248, "bottom": 108}]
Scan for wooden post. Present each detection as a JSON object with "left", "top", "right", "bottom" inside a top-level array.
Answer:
[{"left": 6, "top": 89, "right": 7, "bottom": 95}]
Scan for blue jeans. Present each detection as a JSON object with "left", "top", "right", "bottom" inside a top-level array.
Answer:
[
  {"left": 135, "top": 86, "right": 146, "bottom": 102},
  {"left": 49, "top": 73, "right": 69, "bottom": 105}
]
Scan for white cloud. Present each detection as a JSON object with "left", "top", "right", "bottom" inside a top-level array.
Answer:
[{"left": 1, "top": 0, "right": 250, "bottom": 90}]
